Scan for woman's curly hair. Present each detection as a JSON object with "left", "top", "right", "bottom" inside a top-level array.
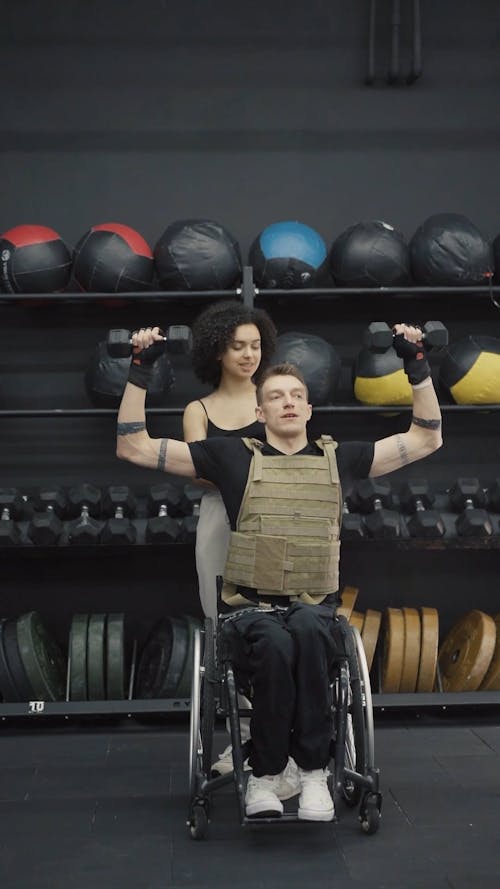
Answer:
[{"left": 191, "top": 300, "right": 277, "bottom": 387}]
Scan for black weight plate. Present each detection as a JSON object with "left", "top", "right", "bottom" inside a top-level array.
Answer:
[
  {"left": 106, "top": 613, "right": 125, "bottom": 700},
  {"left": 0, "top": 619, "right": 20, "bottom": 702},
  {"left": 87, "top": 613, "right": 107, "bottom": 700},
  {"left": 176, "top": 615, "right": 202, "bottom": 698},
  {"left": 134, "top": 619, "right": 173, "bottom": 699},
  {"left": 162, "top": 616, "right": 189, "bottom": 697},
  {"left": 16, "top": 611, "right": 66, "bottom": 701},
  {"left": 3, "top": 618, "right": 34, "bottom": 701},
  {"left": 69, "top": 614, "right": 89, "bottom": 701}
]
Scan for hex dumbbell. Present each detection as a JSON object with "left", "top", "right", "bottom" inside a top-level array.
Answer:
[
  {"left": 399, "top": 479, "right": 445, "bottom": 539},
  {"left": 66, "top": 483, "right": 103, "bottom": 544},
  {"left": 146, "top": 485, "right": 181, "bottom": 544},
  {"left": 449, "top": 478, "right": 493, "bottom": 537},
  {"left": 101, "top": 486, "right": 137, "bottom": 545},
  {"left": 363, "top": 321, "right": 448, "bottom": 353},
  {"left": 178, "top": 487, "right": 202, "bottom": 544},
  {"left": 106, "top": 325, "right": 192, "bottom": 358},
  {"left": 341, "top": 501, "right": 365, "bottom": 540},
  {"left": 28, "top": 487, "right": 67, "bottom": 545},
  {"left": 0, "top": 488, "right": 29, "bottom": 545},
  {"left": 350, "top": 478, "right": 400, "bottom": 538}
]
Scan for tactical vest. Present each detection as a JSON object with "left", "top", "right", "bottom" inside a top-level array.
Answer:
[{"left": 222, "top": 435, "right": 342, "bottom": 608}]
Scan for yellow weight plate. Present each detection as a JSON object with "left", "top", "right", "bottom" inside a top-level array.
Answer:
[
  {"left": 381, "top": 608, "right": 404, "bottom": 693},
  {"left": 438, "top": 610, "right": 496, "bottom": 692},
  {"left": 416, "top": 607, "right": 439, "bottom": 692},
  {"left": 478, "top": 614, "right": 500, "bottom": 691},
  {"left": 349, "top": 610, "right": 365, "bottom": 633},
  {"left": 361, "top": 609, "right": 382, "bottom": 673},
  {"left": 400, "top": 607, "right": 421, "bottom": 693},
  {"left": 337, "top": 585, "right": 359, "bottom": 621}
]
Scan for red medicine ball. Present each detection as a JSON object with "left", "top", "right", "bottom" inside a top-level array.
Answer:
[
  {"left": 0, "top": 224, "right": 72, "bottom": 293},
  {"left": 72, "top": 222, "right": 154, "bottom": 292}
]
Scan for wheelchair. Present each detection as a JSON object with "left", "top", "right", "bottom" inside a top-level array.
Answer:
[{"left": 187, "top": 601, "right": 382, "bottom": 840}]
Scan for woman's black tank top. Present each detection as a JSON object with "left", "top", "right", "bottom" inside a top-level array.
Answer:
[{"left": 198, "top": 400, "right": 264, "bottom": 440}]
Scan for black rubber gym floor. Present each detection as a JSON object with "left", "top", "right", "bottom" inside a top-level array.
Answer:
[{"left": 0, "top": 717, "right": 498, "bottom": 889}]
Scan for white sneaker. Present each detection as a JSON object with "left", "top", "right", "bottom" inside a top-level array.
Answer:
[
  {"left": 211, "top": 744, "right": 251, "bottom": 776},
  {"left": 297, "top": 767, "right": 335, "bottom": 822},
  {"left": 245, "top": 773, "right": 284, "bottom": 817}
]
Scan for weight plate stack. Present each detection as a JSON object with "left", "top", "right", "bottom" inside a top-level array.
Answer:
[
  {"left": 361, "top": 609, "right": 382, "bottom": 673},
  {"left": 3, "top": 618, "right": 35, "bottom": 701},
  {"left": 0, "top": 619, "right": 20, "bottom": 702},
  {"left": 438, "top": 609, "right": 496, "bottom": 692},
  {"left": 479, "top": 614, "right": 500, "bottom": 690},
  {"left": 381, "top": 607, "right": 405, "bottom": 692},
  {"left": 416, "top": 606, "right": 439, "bottom": 692},
  {"left": 337, "top": 586, "right": 359, "bottom": 622},
  {"left": 134, "top": 616, "right": 186, "bottom": 698},
  {"left": 349, "top": 610, "right": 365, "bottom": 633},
  {"left": 87, "top": 613, "right": 107, "bottom": 700},
  {"left": 16, "top": 611, "right": 66, "bottom": 701},
  {"left": 399, "top": 607, "right": 421, "bottom": 693},
  {"left": 69, "top": 613, "right": 89, "bottom": 700},
  {"left": 175, "top": 615, "right": 202, "bottom": 698},
  {"left": 106, "top": 613, "right": 126, "bottom": 700}
]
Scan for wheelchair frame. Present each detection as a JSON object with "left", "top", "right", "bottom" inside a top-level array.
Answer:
[{"left": 187, "top": 611, "right": 382, "bottom": 839}]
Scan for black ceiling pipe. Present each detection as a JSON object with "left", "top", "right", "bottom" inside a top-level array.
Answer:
[
  {"left": 387, "top": 0, "right": 402, "bottom": 84},
  {"left": 407, "top": 0, "right": 422, "bottom": 84}
]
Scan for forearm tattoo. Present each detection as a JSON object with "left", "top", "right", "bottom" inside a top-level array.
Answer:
[
  {"left": 412, "top": 416, "right": 442, "bottom": 431},
  {"left": 396, "top": 434, "right": 409, "bottom": 465},
  {"left": 117, "top": 421, "right": 146, "bottom": 436},
  {"left": 157, "top": 438, "right": 168, "bottom": 471}
]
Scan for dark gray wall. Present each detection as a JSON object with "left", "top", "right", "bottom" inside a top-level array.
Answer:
[{"left": 1, "top": 0, "right": 499, "bottom": 654}]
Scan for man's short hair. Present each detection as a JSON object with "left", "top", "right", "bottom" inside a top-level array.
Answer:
[{"left": 256, "top": 363, "right": 308, "bottom": 404}]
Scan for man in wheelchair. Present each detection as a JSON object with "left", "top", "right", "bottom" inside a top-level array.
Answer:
[{"left": 116, "top": 322, "right": 442, "bottom": 821}]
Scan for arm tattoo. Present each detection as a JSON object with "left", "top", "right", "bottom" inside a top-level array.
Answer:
[
  {"left": 396, "top": 434, "right": 410, "bottom": 465},
  {"left": 157, "top": 438, "right": 168, "bottom": 471},
  {"left": 117, "top": 421, "right": 146, "bottom": 436},
  {"left": 412, "top": 416, "right": 442, "bottom": 431}
]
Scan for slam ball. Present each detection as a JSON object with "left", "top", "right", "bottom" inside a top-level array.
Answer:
[
  {"left": 273, "top": 332, "right": 340, "bottom": 405},
  {"left": 439, "top": 335, "right": 500, "bottom": 404},
  {"left": 85, "top": 343, "right": 175, "bottom": 408},
  {"left": 0, "top": 224, "right": 72, "bottom": 293},
  {"left": 154, "top": 219, "right": 242, "bottom": 290},
  {"left": 329, "top": 220, "right": 411, "bottom": 288},
  {"left": 354, "top": 348, "right": 412, "bottom": 406},
  {"left": 410, "top": 213, "right": 493, "bottom": 286},
  {"left": 72, "top": 223, "right": 154, "bottom": 292},
  {"left": 249, "top": 221, "right": 328, "bottom": 289}
]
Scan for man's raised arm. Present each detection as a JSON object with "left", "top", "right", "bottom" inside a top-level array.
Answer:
[
  {"left": 369, "top": 324, "right": 443, "bottom": 478},
  {"left": 116, "top": 326, "right": 196, "bottom": 478}
]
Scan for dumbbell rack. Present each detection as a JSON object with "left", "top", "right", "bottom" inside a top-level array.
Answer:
[{"left": 1, "top": 271, "right": 500, "bottom": 720}]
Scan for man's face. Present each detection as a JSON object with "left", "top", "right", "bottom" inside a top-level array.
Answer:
[{"left": 256, "top": 374, "right": 312, "bottom": 434}]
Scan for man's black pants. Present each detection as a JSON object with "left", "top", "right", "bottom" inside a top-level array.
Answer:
[{"left": 220, "top": 602, "right": 345, "bottom": 777}]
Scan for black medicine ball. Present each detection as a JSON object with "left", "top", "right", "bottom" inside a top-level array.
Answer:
[
  {"left": 329, "top": 220, "right": 411, "bottom": 288},
  {"left": 0, "top": 224, "right": 72, "bottom": 293},
  {"left": 410, "top": 213, "right": 493, "bottom": 286},
  {"left": 272, "top": 332, "right": 341, "bottom": 405},
  {"left": 439, "top": 335, "right": 500, "bottom": 404},
  {"left": 154, "top": 219, "right": 242, "bottom": 290},
  {"left": 72, "top": 223, "right": 154, "bottom": 292},
  {"left": 85, "top": 343, "right": 175, "bottom": 408}
]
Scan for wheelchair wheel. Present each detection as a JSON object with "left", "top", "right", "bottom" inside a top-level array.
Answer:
[
  {"left": 342, "top": 623, "right": 371, "bottom": 807},
  {"left": 188, "top": 619, "right": 216, "bottom": 800}
]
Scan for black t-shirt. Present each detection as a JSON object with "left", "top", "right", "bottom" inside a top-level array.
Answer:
[{"left": 188, "top": 437, "right": 374, "bottom": 529}]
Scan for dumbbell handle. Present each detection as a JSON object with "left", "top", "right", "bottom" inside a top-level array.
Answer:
[{"left": 107, "top": 326, "right": 192, "bottom": 358}]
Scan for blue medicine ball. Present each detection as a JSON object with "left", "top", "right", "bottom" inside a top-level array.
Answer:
[{"left": 249, "top": 221, "right": 328, "bottom": 289}]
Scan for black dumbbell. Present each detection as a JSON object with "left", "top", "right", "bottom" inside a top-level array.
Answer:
[
  {"left": 101, "top": 486, "right": 137, "bottom": 545},
  {"left": 349, "top": 478, "right": 400, "bottom": 538},
  {"left": 146, "top": 486, "right": 181, "bottom": 544},
  {"left": 106, "top": 325, "right": 192, "bottom": 358},
  {"left": 487, "top": 480, "right": 500, "bottom": 513},
  {"left": 66, "top": 483, "right": 103, "bottom": 544},
  {"left": 179, "top": 482, "right": 203, "bottom": 516},
  {"left": 0, "top": 488, "right": 28, "bottom": 545},
  {"left": 363, "top": 321, "right": 448, "bottom": 354},
  {"left": 449, "top": 478, "right": 493, "bottom": 537},
  {"left": 28, "top": 487, "right": 67, "bottom": 545},
  {"left": 399, "top": 479, "right": 445, "bottom": 539},
  {"left": 179, "top": 502, "right": 201, "bottom": 544},
  {"left": 341, "top": 501, "right": 365, "bottom": 540}
]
